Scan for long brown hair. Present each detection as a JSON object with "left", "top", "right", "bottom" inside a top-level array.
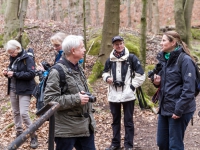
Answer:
[{"left": 164, "top": 31, "right": 195, "bottom": 61}]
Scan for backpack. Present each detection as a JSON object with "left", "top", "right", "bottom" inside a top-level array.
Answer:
[
  {"left": 177, "top": 52, "right": 200, "bottom": 97},
  {"left": 108, "top": 54, "right": 148, "bottom": 109},
  {"left": 32, "top": 64, "right": 68, "bottom": 112}
]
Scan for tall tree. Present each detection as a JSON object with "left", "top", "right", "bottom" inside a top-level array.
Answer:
[
  {"left": 36, "top": 0, "right": 40, "bottom": 19},
  {"left": 58, "top": 0, "right": 64, "bottom": 21},
  {"left": 174, "top": 0, "right": 194, "bottom": 47},
  {"left": 4, "top": 0, "right": 28, "bottom": 45},
  {"left": 127, "top": 0, "right": 131, "bottom": 27},
  {"left": 94, "top": 0, "right": 100, "bottom": 26},
  {"left": 147, "top": 0, "right": 159, "bottom": 34},
  {"left": 85, "top": 0, "right": 91, "bottom": 25},
  {"left": 140, "top": 0, "right": 147, "bottom": 68},
  {"left": 98, "top": 0, "right": 120, "bottom": 65},
  {"left": 51, "top": 0, "right": 56, "bottom": 20}
]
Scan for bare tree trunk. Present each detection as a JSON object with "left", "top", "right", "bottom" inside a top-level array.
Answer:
[
  {"left": 4, "top": 0, "right": 28, "bottom": 47},
  {"left": 140, "top": 0, "right": 147, "bottom": 68},
  {"left": 4, "top": 0, "right": 20, "bottom": 42},
  {"left": 152, "top": 0, "right": 159, "bottom": 34},
  {"left": 99, "top": 0, "right": 120, "bottom": 64},
  {"left": 58, "top": 0, "right": 64, "bottom": 21},
  {"left": 147, "top": 0, "right": 152, "bottom": 32},
  {"left": 36, "top": 0, "right": 40, "bottom": 19},
  {"left": 184, "top": 0, "right": 194, "bottom": 47},
  {"left": 85, "top": 0, "right": 91, "bottom": 25},
  {"left": 174, "top": 0, "right": 187, "bottom": 42},
  {"left": 51, "top": 0, "right": 56, "bottom": 20},
  {"left": 83, "top": 0, "right": 86, "bottom": 69},
  {"left": 127, "top": 0, "right": 131, "bottom": 27},
  {"left": 94, "top": 0, "right": 100, "bottom": 26},
  {"left": 46, "top": 0, "right": 50, "bottom": 19}
]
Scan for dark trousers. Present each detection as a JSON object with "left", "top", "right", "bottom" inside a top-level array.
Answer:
[
  {"left": 157, "top": 112, "right": 194, "bottom": 150},
  {"left": 55, "top": 130, "right": 95, "bottom": 150},
  {"left": 109, "top": 100, "right": 135, "bottom": 148}
]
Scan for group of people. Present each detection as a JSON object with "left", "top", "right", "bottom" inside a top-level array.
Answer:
[{"left": 2, "top": 30, "right": 196, "bottom": 150}]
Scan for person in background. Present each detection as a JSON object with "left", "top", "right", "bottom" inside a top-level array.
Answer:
[
  {"left": 37, "top": 32, "right": 67, "bottom": 71},
  {"left": 2, "top": 40, "right": 38, "bottom": 149},
  {"left": 151, "top": 31, "right": 196, "bottom": 150},
  {"left": 44, "top": 35, "right": 96, "bottom": 150},
  {"left": 102, "top": 36, "right": 145, "bottom": 150}
]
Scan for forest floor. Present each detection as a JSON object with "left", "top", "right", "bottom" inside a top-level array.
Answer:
[{"left": 0, "top": 19, "right": 200, "bottom": 150}]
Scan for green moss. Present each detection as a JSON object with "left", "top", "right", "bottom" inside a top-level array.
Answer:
[
  {"left": 87, "top": 35, "right": 102, "bottom": 55},
  {"left": 0, "top": 34, "right": 4, "bottom": 48},
  {"left": 88, "top": 61, "right": 104, "bottom": 84},
  {"left": 125, "top": 41, "right": 140, "bottom": 57},
  {"left": 142, "top": 65, "right": 158, "bottom": 97},
  {"left": 191, "top": 29, "right": 200, "bottom": 40},
  {"left": 21, "top": 32, "right": 30, "bottom": 48},
  {"left": 87, "top": 32, "right": 141, "bottom": 57},
  {"left": 0, "top": 1, "right": 6, "bottom": 14}
]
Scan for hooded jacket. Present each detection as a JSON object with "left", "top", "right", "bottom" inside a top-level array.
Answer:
[
  {"left": 44, "top": 57, "right": 96, "bottom": 137},
  {"left": 157, "top": 47, "right": 196, "bottom": 117},
  {"left": 102, "top": 47, "right": 145, "bottom": 102},
  {"left": 7, "top": 49, "right": 36, "bottom": 95}
]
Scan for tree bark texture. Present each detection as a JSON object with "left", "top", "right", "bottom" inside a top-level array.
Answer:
[
  {"left": 51, "top": 0, "right": 56, "bottom": 21},
  {"left": 4, "top": 0, "right": 27, "bottom": 43},
  {"left": 99, "top": 0, "right": 120, "bottom": 65},
  {"left": 184, "top": 0, "right": 194, "bottom": 47},
  {"left": 140, "top": 0, "right": 147, "bottom": 68},
  {"left": 94, "top": 0, "right": 100, "bottom": 26},
  {"left": 151, "top": 0, "right": 159, "bottom": 34},
  {"left": 127, "top": 0, "right": 131, "bottom": 27},
  {"left": 174, "top": 0, "right": 187, "bottom": 42},
  {"left": 85, "top": 0, "right": 91, "bottom": 25}
]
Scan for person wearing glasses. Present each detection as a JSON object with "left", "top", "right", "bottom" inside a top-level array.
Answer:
[
  {"left": 44, "top": 35, "right": 96, "bottom": 150},
  {"left": 2, "top": 40, "right": 38, "bottom": 149}
]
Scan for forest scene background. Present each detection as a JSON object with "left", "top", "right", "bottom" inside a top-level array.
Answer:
[{"left": 0, "top": 0, "right": 200, "bottom": 150}]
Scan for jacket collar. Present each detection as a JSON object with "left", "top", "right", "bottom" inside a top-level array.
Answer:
[{"left": 110, "top": 47, "right": 129, "bottom": 62}]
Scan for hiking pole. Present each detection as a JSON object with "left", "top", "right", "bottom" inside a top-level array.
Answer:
[
  {"left": 136, "top": 87, "right": 145, "bottom": 109},
  {"left": 138, "top": 86, "right": 148, "bottom": 108}
]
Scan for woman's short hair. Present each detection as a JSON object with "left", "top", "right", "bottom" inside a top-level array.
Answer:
[
  {"left": 62, "top": 35, "right": 84, "bottom": 56},
  {"left": 50, "top": 32, "right": 67, "bottom": 45},
  {"left": 5, "top": 40, "right": 22, "bottom": 53}
]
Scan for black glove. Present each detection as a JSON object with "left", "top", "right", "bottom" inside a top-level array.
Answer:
[{"left": 130, "top": 85, "right": 135, "bottom": 91}]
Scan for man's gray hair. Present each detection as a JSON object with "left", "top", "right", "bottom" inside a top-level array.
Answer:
[
  {"left": 62, "top": 35, "right": 84, "bottom": 56},
  {"left": 5, "top": 40, "right": 22, "bottom": 53}
]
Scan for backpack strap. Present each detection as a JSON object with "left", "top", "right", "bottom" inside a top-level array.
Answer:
[
  {"left": 176, "top": 52, "right": 186, "bottom": 69},
  {"left": 51, "top": 64, "right": 68, "bottom": 94}
]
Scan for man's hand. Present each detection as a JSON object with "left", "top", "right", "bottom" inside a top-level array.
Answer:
[
  {"left": 79, "top": 91, "right": 89, "bottom": 105},
  {"left": 153, "top": 74, "right": 161, "bottom": 85},
  {"left": 106, "top": 77, "right": 113, "bottom": 84},
  {"left": 172, "top": 114, "right": 180, "bottom": 119}
]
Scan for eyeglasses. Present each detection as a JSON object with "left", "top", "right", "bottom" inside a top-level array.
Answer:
[
  {"left": 8, "top": 49, "right": 16, "bottom": 55},
  {"left": 53, "top": 44, "right": 61, "bottom": 48}
]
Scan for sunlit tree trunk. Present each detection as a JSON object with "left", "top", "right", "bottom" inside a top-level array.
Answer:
[
  {"left": 94, "top": 0, "right": 100, "bottom": 26},
  {"left": 99, "top": 0, "right": 120, "bottom": 64},
  {"left": 147, "top": 0, "right": 152, "bottom": 32},
  {"left": 4, "top": 0, "right": 28, "bottom": 45},
  {"left": 127, "top": 0, "right": 131, "bottom": 27},
  {"left": 174, "top": 0, "right": 194, "bottom": 47},
  {"left": 152, "top": 0, "right": 159, "bottom": 34},
  {"left": 184, "top": 0, "right": 194, "bottom": 47}
]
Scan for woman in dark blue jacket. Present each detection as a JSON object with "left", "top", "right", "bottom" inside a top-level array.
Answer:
[
  {"left": 152, "top": 31, "right": 196, "bottom": 150},
  {"left": 3, "top": 40, "right": 38, "bottom": 149}
]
